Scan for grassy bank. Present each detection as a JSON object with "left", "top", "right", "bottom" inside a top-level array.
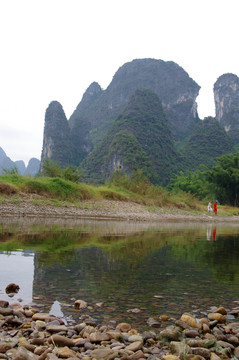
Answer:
[{"left": 0, "top": 174, "right": 239, "bottom": 216}]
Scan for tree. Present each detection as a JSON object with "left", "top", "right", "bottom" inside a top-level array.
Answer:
[
  {"left": 205, "top": 153, "right": 239, "bottom": 206},
  {"left": 3, "top": 166, "right": 19, "bottom": 175},
  {"left": 41, "top": 159, "right": 82, "bottom": 183},
  {"left": 167, "top": 170, "right": 211, "bottom": 200}
]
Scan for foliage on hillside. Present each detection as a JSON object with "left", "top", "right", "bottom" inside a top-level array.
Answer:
[
  {"left": 181, "top": 117, "right": 233, "bottom": 171},
  {"left": 82, "top": 89, "right": 180, "bottom": 185}
]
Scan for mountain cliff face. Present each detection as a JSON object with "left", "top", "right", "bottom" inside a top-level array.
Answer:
[
  {"left": 214, "top": 73, "right": 239, "bottom": 142},
  {"left": 68, "top": 59, "right": 200, "bottom": 155},
  {"left": 82, "top": 89, "right": 180, "bottom": 185},
  {"left": 41, "top": 101, "right": 72, "bottom": 166}
]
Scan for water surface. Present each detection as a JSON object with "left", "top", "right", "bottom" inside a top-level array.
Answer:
[{"left": 1, "top": 218, "right": 239, "bottom": 330}]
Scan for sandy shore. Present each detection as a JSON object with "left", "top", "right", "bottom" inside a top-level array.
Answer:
[{"left": 0, "top": 197, "right": 239, "bottom": 223}]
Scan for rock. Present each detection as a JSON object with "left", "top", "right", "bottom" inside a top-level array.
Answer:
[
  {"left": 130, "top": 349, "right": 146, "bottom": 359},
  {"left": 32, "top": 313, "right": 51, "bottom": 321},
  {"left": 210, "top": 353, "right": 221, "bottom": 360},
  {"left": 6, "top": 346, "right": 38, "bottom": 360},
  {"left": 45, "top": 324, "right": 68, "bottom": 332},
  {"left": 185, "top": 329, "right": 200, "bottom": 338},
  {"left": 116, "top": 322, "right": 131, "bottom": 332},
  {"left": 34, "top": 346, "right": 49, "bottom": 356},
  {"left": 5, "top": 283, "right": 20, "bottom": 294},
  {"left": 180, "top": 313, "right": 197, "bottom": 328},
  {"left": 95, "top": 302, "right": 105, "bottom": 308},
  {"left": 216, "top": 340, "right": 235, "bottom": 349},
  {"left": 163, "top": 356, "right": 180, "bottom": 360},
  {"left": 84, "top": 341, "right": 95, "bottom": 350},
  {"left": 89, "top": 331, "right": 110, "bottom": 342},
  {"left": 191, "top": 347, "right": 211, "bottom": 359},
  {"left": 157, "top": 329, "right": 181, "bottom": 342},
  {"left": 0, "top": 300, "right": 9, "bottom": 308},
  {"left": 35, "top": 320, "right": 46, "bottom": 329},
  {"left": 74, "top": 322, "right": 86, "bottom": 333},
  {"left": 46, "top": 354, "right": 59, "bottom": 360},
  {"left": 128, "top": 335, "right": 143, "bottom": 342},
  {"left": 186, "top": 355, "right": 205, "bottom": 360},
  {"left": 214, "top": 73, "right": 239, "bottom": 141},
  {"left": 81, "top": 325, "right": 97, "bottom": 338},
  {"left": 0, "top": 342, "right": 13, "bottom": 353},
  {"left": 125, "top": 341, "right": 142, "bottom": 352},
  {"left": 0, "top": 307, "right": 13, "bottom": 316},
  {"left": 127, "top": 308, "right": 141, "bottom": 313},
  {"left": 142, "top": 331, "right": 156, "bottom": 341},
  {"left": 106, "top": 330, "right": 122, "bottom": 340},
  {"left": 170, "top": 341, "right": 190, "bottom": 358},
  {"left": 234, "top": 346, "right": 239, "bottom": 358},
  {"left": 91, "top": 348, "right": 117, "bottom": 360},
  {"left": 207, "top": 313, "right": 226, "bottom": 322},
  {"left": 38, "top": 348, "right": 52, "bottom": 360},
  {"left": 213, "top": 306, "right": 227, "bottom": 315},
  {"left": 48, "top": 334, "right": 74, "bottom": 347},
  {"left": 74, "top": 299, "right": 87, "bottom": 309},
  {"left": 57, "top": 346, "right": 76, "bottom": 358},
  {"left": 147, "top": 317, "right": 161, "bottom": 328},
  {"left": 174, "top": 319, "right": 191, "bottom": 330}
]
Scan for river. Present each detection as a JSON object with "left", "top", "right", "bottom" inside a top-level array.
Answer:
[{"left": 1, "top": 218, "right": 239, "bottom": 330}]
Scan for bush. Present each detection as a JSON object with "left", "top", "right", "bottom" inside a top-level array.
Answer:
[
  {"left": 0, "top": 182, "right": 18, "bottom": 195},
  {"left": 42, "top": 159, "right": 82, "bottom": 183}
]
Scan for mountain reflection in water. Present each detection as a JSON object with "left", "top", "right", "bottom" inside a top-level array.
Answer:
[{"left": 1, "top": 219, "right": 239, "bottom": 330}]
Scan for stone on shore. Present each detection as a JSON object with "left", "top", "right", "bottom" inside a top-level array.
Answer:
[
  {"left": 2, "top": 299, "right": 239, "bottom": 360},
  {"left": 74, "top": 299, "right": 87, "bottom": 309}
]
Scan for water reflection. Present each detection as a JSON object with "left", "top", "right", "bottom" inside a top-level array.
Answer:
[
  {"left": 1, "top": 219, "right": 239, "bottom": 329},
  {"left": 206, "top": 226, "right": 217, "bottom": 241},
  {"left": 0, "top": 251, "right": 34, "bottom": 304}
]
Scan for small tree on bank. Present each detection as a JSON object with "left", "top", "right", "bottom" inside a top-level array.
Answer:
[{"left": 41, "top": 159, "right": 82, "bottom": 183}]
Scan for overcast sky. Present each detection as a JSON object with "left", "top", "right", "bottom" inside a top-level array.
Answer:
[{"left": 0, "top": 0, "right": 239, "bottom": 165}]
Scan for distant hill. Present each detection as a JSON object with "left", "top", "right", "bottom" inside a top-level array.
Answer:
[{"left": 0, "top": 147, "right": 40, "bottom": 176}]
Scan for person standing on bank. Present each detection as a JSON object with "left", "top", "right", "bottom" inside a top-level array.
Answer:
[
  {"left": 214, "top": 200, "right": 218, "bottom": 215},
  {"left": 208, "top": 201, "right": 213, "bottom": 213}
]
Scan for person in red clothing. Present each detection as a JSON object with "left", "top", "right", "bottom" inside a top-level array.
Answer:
[{"left": 213, "top": 200, "right": 218, "bottom": 215}]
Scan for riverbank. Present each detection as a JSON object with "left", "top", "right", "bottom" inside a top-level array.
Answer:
[
  {"left": 1, "top": 296, "right": 239, "bottom": 360},
  {"left": 0, "top": 196, "right": 239, "bottom": 223}
]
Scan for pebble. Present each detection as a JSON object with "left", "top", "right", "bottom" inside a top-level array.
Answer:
[{"left": 1, "top": 299, "right": 239, "bottom": 360}]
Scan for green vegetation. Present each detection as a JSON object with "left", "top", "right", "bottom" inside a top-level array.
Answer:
[
  {"left": 0, "top": 170, "right": 202, "bottom": 212},
  {"left": 42, "top": 159, "right": 82, "bottom": 183},
  {"left": 3, "top": 166, "right": 19, "bottom": 175},
  {"left": 168, "top": 152, "right": 239, "bottom": 207},
  {"left": 181, "top": 117, "right": 233, "bottom": 171},
  {"left": 82, "top": 89, "right": 180, "bottom": 185},
  {"left": 1, "top": 152, "right": 239, "bottom": 213}
]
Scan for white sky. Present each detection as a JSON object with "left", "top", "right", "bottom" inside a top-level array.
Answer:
[{"left": 0, "top": 0, "right": 239, "bottom": 165}]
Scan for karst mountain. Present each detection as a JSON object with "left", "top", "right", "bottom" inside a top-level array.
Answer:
[{"left": 41, "top": 58, "right": 239, "bottom": 185}]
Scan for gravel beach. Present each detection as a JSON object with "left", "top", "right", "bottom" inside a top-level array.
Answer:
[{"left": 0, "top": 197, "right": 239, "bottom": 223}]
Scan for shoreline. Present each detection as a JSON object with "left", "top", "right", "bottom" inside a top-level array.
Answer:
[{"left": 0, "top": 198, "right": 239, "bottom": 223}]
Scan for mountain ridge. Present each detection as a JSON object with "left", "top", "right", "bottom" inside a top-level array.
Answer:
[
  {"left": 40, "top": 58, "right": 239, "bottom": 185},
  {"left": 0, "top": 146, "right": 40, "bottom": 176}
]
